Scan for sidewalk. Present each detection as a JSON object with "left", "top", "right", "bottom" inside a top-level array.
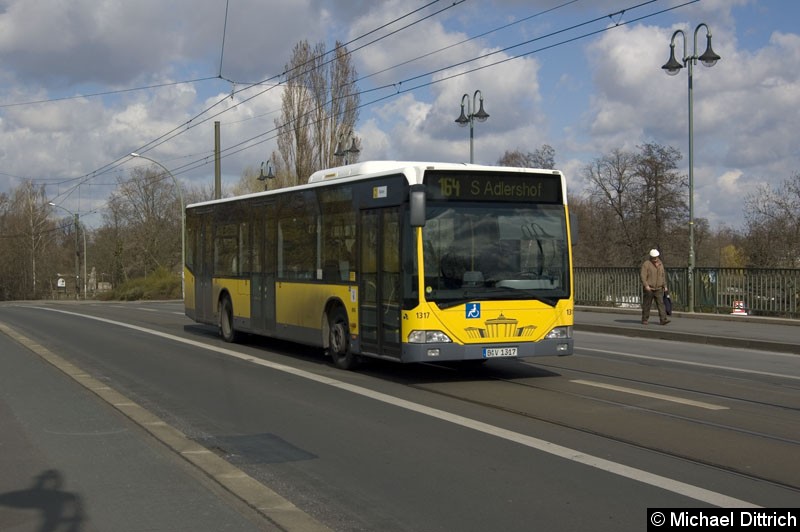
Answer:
[
  {"left": 575, "top": 306, "right": 800, "bottom": 355},
  {"left": 0, "top": 326, "right": 277, "bottom": 532}
]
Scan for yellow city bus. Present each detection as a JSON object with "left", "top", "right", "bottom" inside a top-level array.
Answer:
[{"left": 185, "top": 161, "right": 574, "bottom": 369}]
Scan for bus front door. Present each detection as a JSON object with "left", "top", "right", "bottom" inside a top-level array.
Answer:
[{"left": 359, "top": 208, "right": 402, "bottom": 358}]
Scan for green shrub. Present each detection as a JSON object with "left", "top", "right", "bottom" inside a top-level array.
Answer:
[{"left": 109, "top": 267, "right": 182, "bottom": 301}]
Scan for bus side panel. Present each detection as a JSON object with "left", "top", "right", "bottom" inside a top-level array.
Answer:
[{"left": 275, "top": 282, "right": 359, "bottom": 345}]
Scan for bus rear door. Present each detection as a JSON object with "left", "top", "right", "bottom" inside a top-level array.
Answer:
[
  {"left": 195, "top": 214, "right": 213, "bottom": 323},
  {"left": 251, "top": 202, "right": 276, "bottom": 335}
]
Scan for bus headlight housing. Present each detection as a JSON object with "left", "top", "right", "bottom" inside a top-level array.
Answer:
[
  {"left": 544, "top": 326, "right": 572, "bottom": 340},
  {"left": 545, "top": 326, "right": 573, "bottom": 354},
  {"left": 408, "top": 330, "right": 453, "bottom": 343}
]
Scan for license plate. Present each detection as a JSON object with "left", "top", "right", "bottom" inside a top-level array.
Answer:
[{"left": 483, "top": 347, "right": 518, "bottom": 358}]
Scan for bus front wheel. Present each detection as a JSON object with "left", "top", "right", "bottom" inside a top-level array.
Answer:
[
  {"left": 219, "top": 296, "right": 238, "bottom": 343},
  {"left": 328, "top": 307, "right": 358, "bottom": 370}
]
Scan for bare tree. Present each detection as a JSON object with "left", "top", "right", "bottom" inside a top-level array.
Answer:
[
  {"left": 583, "top": 148, "right": 638, "bottom": 264},
  {"left": 568, "top": 193, "right": 617, "bottom": 267},
  {"left": 185, "top": 180, "right": 221, "bottom": 204},
  {"left": 0, "top": 191, "right": 14, "bottom": 300},
  {"left": 274, "top": 40, "right": 360, "bottom": 187},
  {"left": 15, "top": 182, "right": 52, "bottom": 298},
  {"left": 94, "top": 207, "right": 127, "bottom": 287},
  {"left": 701, "top": 225, "right": 746, "bottom": 267},
  {"left": 104, "top": 166, "right": 182, "bottom": 280},
  {"left": 743, "top": 172, "right": 800, "bottom": 267},
  {"left": 582, "top": 144, "right": 686, "bottom": 266},
  {"left": 631, "top": 143, "right": 686, "bottom": 255},
  {"left": 0, "top": 182, "right": 60, "bottom": 300},
  {"left": 232, "top": 164, "right": 263, "bottom": 196},
  {"left": 498, "top": 145, "right": 555, "bottom": 169}
]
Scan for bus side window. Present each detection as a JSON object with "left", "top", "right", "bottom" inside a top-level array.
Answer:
[
  {"left": 322, "top": 259, "right": 340, "bottom": 282},
  {"left": 238, "top": 222, "right": 250, "bottom": 275},
  {"left": 320, "top": 186, "right": 356, "bottom": 282},
  {"left": 277, "top": 193, "right": 317, "bottom": 279},
  {"left": 215, "top": 223, "right": 238, "bottom": 276}
]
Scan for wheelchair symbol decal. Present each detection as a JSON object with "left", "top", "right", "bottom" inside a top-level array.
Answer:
[{"left": 466, "top": 303, "right": 481, "bottom": 319}]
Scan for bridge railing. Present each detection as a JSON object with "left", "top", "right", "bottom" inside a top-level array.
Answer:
[{"left": 574, "top": 267, "right": 800, "bottom": 318}]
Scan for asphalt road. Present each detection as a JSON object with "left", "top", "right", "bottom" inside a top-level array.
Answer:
[{"left": 1, "top": 301, "right": 798, "bottom": 531}]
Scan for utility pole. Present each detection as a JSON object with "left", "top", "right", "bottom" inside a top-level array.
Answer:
[
  {"left": 214, "top": 121, "right": 221, "bottom": 199},
  {"left": 49, "top": 202, "right": 81, "bottom": 299},
  {"left": 73, "top": 213, "right": 80, "bottom": 299}
]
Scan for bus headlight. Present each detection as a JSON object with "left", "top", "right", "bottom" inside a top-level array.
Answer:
[
  {"left": 408, "top": 330, "right": 453, "bottom": 343},
  {"left": 544, "top": 326, "right": 572, "bottom": 339}
]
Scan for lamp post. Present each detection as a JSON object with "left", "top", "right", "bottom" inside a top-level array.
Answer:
[
  {"left": 49, "top": 202, "right": 85, "bottom": 300},
  {"left": 256, "top": 159, "right": 275, "bottom": 190},
  {"left": 334, "top": 130, "right": 360, "bottom": 165},
  {"left": 662, "top": 23, "right": 720, "bottom": 313},
  {"left": 130, "top": 153, "right": 185, "bottom": 299},
  {"left": 454, "top": 90, "right": 490, "bottom": 163}
]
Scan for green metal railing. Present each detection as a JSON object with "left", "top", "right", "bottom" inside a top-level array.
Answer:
[{"left": 575, "top": 267, "right": 800, "bottom": 318}]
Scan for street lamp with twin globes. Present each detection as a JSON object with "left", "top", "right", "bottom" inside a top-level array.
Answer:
[{"left": 661, "top": 23, "right": 720, "bottom": 313}]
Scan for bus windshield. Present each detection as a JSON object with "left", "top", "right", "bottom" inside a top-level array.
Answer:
[{"left": 418, "top": 202, "right": 569, "bottom": 307}]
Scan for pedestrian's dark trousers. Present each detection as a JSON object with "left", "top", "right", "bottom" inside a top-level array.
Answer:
[{"left": 642, "top": 287, "right": 667, "bottom": 322}]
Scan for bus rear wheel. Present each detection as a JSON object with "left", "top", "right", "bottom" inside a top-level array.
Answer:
[
  {"left": 328, "top": 307, "right": 358, "bottom": 370},
  {"left": 219, "top": 296, "right": 238, "bottom": 343}
]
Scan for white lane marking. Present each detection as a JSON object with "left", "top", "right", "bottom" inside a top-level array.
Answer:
[
  {"left": 571, "top": 379, "right": 728, "bottom": 410},
  {"left": 31, "top": 306, "right": 759, "bottom": 508},
  {"left": 578, "top": 346, "right": 800, "bottom": 381}
]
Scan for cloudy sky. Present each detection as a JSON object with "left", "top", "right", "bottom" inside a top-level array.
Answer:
[{"left": 1, "top": 0, "right": 798, "bottom": 230}]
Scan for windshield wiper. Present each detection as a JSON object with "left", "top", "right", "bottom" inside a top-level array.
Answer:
[
  {"left": 492, "top": 288, "right": 557, "bottom": 307},
  {"left": 432, "top": 288, "right": 557, "bottom": 309},
  {"left": 433, "top": 293, "right": 482, "bottom": 309}
]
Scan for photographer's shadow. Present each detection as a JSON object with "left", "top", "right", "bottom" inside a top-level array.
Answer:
[{"left": 0, "top": 469, "right": 84, "bottom": 532}]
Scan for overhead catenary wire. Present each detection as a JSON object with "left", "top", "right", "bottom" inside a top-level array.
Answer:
[
  {"left": 126, "top": 0, "right": 462, "bottom": 159},
  {"left": 356, "top": 0, "right": 580, "bottom": 85},
  {"left": 359, "top": 0, "right": 663, "bottom": 97},
  {"left": 154, "top": 0, "right": 700, "bottom": 180},
  {"left": 78, "top": 0, "right": 697, "bottom": 195},
  {"left": 35, "top": 0, "right": 460, "bottom": 202},
  {"left": 0, "top": 77, "right": 221, "bottom": 109},
  {"left": 21, "top": 0, "right": 699, "bottom": 218},
  {"left": 112, "top": 0, "right": 673, "bottom": 179},
  {"left": 218, "top": 0, "right": 230, "bottom": 79}
]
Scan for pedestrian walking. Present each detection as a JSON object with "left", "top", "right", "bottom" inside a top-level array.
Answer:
[{"left": 640, "top": 249, "right": 670, "bottom": 325}]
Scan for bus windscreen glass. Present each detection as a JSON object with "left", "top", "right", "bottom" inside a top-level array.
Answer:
[{"left": 418, "top": 202, "right": 569, "bottom": 307}]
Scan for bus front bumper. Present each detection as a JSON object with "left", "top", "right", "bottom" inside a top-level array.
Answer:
[{"left": 401, "top": 338, "right": 573, "bottom": 363}]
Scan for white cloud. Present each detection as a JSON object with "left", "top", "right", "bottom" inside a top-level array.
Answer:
[
  {"left": 0, "top": 0, "right": 797, "bottom": 231},
  {"left": 717, "top": 169, "right": 744, "bottom": 194},
  {"left": 579, "top": 9, "right": 800, "bottom": 228}
]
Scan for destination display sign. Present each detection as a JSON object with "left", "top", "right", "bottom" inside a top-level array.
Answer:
[{"left": 424, "top": 171, "right": 562, "bottom": 203}]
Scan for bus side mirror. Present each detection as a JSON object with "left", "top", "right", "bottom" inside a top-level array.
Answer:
[
  {"left": 410, "top": 185, "right": 426, "bottom": 227},
  {"left": 569, "top": 213, "right": 578, "bottom": 246}
]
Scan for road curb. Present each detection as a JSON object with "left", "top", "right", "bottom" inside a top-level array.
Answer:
[
  {"left": 577, "top": 305, "right": 800, "bottom": 326},
  {"left": 575, "top": 305, "right": 799, "bottom": 355},
  {"left": 575, "top": 323, "right": 799, "bottom": 355}
]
